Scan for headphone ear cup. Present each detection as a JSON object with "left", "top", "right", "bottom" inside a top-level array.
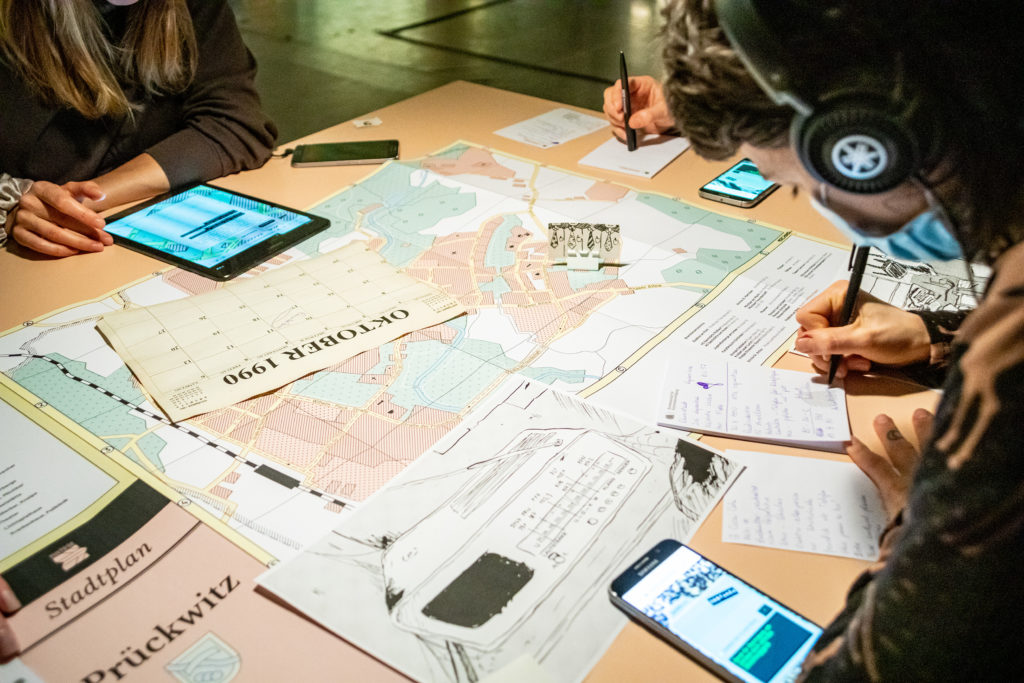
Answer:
[{"left": 794, "top": 101, "right": 920, "bottom": 194}]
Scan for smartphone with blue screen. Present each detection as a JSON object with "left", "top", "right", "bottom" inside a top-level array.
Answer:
[
  {"left": 699, "top": 158, "right": 779, "bottom": 208},
  {"left": 609, "top": 539, "right": 822, "bottom": 683}
]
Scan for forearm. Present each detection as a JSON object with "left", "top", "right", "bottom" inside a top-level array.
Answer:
[{"left": 84, "top": 153, "right": 170, "bottom": 212}]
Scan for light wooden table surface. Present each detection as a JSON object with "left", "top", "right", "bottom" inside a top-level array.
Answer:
[{"left": 0, "top": 81, "right": 938, "bottom": 682}]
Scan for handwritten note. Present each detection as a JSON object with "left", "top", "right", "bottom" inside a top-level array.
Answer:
[
  {"left": 722, "top": 450, "right": 888, "bottom": 560},
  {"left": 657, "top": 352, "right": 851, "bottom": 452}
]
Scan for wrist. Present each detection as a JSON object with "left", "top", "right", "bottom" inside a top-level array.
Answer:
[
  {"left": 906, "top": 312, "right": 933, "bottom": 364},
  {"left": 0, "top": 174, "right": 34, "bottom": 246}
]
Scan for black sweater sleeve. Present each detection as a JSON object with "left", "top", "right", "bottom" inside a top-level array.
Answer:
[{"left": 146, "top": 0, "right": 278, "bottom": 187}]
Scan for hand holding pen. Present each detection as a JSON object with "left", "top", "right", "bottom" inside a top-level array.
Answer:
[
  {"left": 602, "top": 74, "right": 675, "bottom": 141},
  {"left": 795, "top": 246, "right": 935, "bottom": 380},
  {"left": 827, "top": 245, "right": 870, "bottom": 383}
]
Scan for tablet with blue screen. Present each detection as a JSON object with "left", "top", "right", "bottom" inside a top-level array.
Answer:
[{"left": 104, "top": 184, "right": 330, "bottom": 280}]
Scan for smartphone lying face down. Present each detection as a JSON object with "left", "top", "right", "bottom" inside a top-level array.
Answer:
[
  {"left": 609, "top": 539, "right": 823, "bottom": 683},
  {"left": 290, "top": 140, "right": 399, "bottom": 167}
]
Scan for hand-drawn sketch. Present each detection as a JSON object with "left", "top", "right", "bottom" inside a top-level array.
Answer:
[
  {"left": 860, "top": 252, "right": 990, "bottom": 312},
  {"left": 259, "top": 379, "right": 740, "bottom": 683}
]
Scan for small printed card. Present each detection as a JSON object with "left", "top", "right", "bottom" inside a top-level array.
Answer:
[{"left": 547, "top": 222, "right": 622, "bottom": 270}]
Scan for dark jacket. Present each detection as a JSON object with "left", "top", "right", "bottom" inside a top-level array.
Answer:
[{"left": 0, "top": 0, "right": 277, "bottom": 188}]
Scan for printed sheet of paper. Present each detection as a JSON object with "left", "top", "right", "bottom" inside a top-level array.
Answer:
[
  {"left": 579, "top": 134, "right": 690, "bottom": 178},
  {"left": 657, "top": 352, "right": 851, "bottom": 451},
  {"left": 722, "top": 450, "right": 888, "bottom": 560},
  {"left": 259, "top": 378, "right": 741, "bottom": 683},
  {"left": 494, "top": 107, "right": 608, "bottom": 148},
  {"left": 0, "top": 399, "right": 116, "bottom": 559},
  {"left": 547, "top": 222, "right": 622, "bottom": 269},
  {"left": 96, "top": 242, "right": 465, "bottom": 422}
]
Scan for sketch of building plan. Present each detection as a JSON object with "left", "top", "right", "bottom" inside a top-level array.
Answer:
[
  {"left": 859, "top": 252, "right": 990, "bottom": 312},
  {"left": 258, "top": 378, "right": 741, "bottom": 683}
]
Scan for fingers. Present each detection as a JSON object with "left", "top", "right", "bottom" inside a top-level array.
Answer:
[
  {"left": 0, "top": 578, "right": 19, "bottom": 614},
  {"left": 11, "top": 212, "right": 101, "bottom": 256},
  {"left": 0, "top": 616, "right": 18, "bottom": 662},
  {"left": 628, "top": 107, "right": 664, "bottom": 135},
  {"left": 911, "top": 408, "right": 934, "bottom": 450},
  {"left": 872, "top": 414, "right": 920, "bottom": 474},
  {"left": 64, "top": 180, "right": 107, "bottom": 205},
  {"left": 847, "top": 435, "right": 895, "bottom": 488},
  {"left": 794, "top": 325, "right": 866, "bottom": 360},
  {"left": 802, "top": 350, "right": 870, "bottom": 379},
  {"left": 30, "top": 181, "right": 106, "bottom": 232},
  {"left": 846, "top": 436, "right": 903, "bottom": 519},
  {"left": 603, "top": 81, "right": 626, "bottom": 126},
  {"left": 10, "top": 181, "right": 111, "bottom": 257},
  {"left": 0, "top": 578, "right": 20, "bottom": 661},
  {"left": 795, "top": 280, "right": 849, "bottom": 331}
]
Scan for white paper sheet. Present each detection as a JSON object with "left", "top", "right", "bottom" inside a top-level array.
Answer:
[
  {"left": 96, "top": 242, "right": 465, "bottom": 422},
  {"left": 657, "top": 352, "right": 851, "bottom": 452},
  {"left": 494, "top": 108, "right": 608, "bottom": 149},
  {"left": 259, "top": 378, "right": 741, "bottom": 683},
  {"left": 578, "top": 134, "right": 690, "bottom": 178},
  {"left": 722, "top": 450, "right": 888, "bottom": 560},
  {"left": 0, "top": 399, "right": 117, "bottom": 557}
]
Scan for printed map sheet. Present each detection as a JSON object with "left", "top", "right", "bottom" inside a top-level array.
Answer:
[
  {"left": 259, "top": 378, "right": 742, "bottom": 683},
  {"left": 0, "top": 392, "right": 405, "bottom": 683},
  {"left": 0, "top": 141, "right": 847, "bottom": 566},
  {"left": 97, "top": 242, "right": 464, "bottom": 422}
]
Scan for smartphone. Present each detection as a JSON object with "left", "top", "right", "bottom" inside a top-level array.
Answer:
[
  {"left": 290, "top": 140, "right": 399, "bottom": 167},
  {"left": 609, "top": 540, "right": 823, "bottom": 683},
  {"left": 699, "top": 158, "right": 779, "bottom": 208}
]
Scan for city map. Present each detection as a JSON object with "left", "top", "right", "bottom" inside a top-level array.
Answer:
[{"left": 0, "top": 142, "right": 850, "bottom": 567}]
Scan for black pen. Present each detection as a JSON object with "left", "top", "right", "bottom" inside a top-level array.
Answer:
[
  {"left": 827, "top": 245, "right": 871, "bottom": 384},
  {"left": 619, "top": 51, "right": 637, "bottom": 151}
]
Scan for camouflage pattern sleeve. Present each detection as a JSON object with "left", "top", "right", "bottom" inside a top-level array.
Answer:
[{"left": 797, "top": 242, "right": 1024, "bottom": 681}]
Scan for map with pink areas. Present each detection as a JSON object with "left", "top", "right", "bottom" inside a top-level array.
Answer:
[{"left": 0, "top": 141, "right": 829, "bottom": 567}]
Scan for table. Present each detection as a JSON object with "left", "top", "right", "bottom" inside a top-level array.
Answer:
[{"left": 0, "top": 81, "right": 938, "bottom": 682}]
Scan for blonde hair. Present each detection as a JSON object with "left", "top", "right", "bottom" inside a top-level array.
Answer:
[{"left": 0, "top": 0, "right": 197, "bottom": 119}]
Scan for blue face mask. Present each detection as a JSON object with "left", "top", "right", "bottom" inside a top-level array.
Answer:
[{"left": 810, "top": 185, "right": 964, "bottom": 262}]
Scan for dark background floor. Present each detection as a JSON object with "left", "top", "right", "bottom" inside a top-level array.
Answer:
[{"left": 229, "top": 0, "right": 664, "bottom": 143}]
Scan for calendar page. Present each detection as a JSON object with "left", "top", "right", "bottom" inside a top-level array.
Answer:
[{"left": 96, "top": 242, "right": 465, "bottom": 422}]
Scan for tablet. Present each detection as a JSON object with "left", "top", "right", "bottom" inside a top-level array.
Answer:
[{"left": 104, "top": 184, "right": 331, "bottom": 280}]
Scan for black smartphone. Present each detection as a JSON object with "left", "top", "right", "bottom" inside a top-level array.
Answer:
[
  {"left": 290, "top": 140, "right": 399, "bottom": 167},
  {"left": 699, "top": 158, "right": 779, "bottom": 208},
  {"left": 104, "top": 184, "right": 330, "bottom": 280},
  {"left": 609, "top": 539, "right": 823, "bottom": 683}
]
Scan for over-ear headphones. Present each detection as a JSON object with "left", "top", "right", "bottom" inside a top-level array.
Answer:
[{"left": 714, "top": 0, "right": 929, "bottom": 194}]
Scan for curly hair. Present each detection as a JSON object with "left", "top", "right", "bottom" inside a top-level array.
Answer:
[
  {"left": 659, "top": 0, "right": 1024, "bottom": 263},
  {"left": 659, "top": 0, "right": 792, "bottom": 160}
]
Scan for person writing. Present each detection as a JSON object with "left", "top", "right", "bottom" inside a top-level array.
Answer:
[
  {"left": 0, "top": 0, "right": 277, "bottom": 258},
  {"left": 609, "top": 0, "right": 1024, "bottom": 678}
]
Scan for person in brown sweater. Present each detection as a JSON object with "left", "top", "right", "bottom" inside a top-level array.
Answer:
[{"left": 0, "top": 0, "right": 277, "bottom": 257}]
